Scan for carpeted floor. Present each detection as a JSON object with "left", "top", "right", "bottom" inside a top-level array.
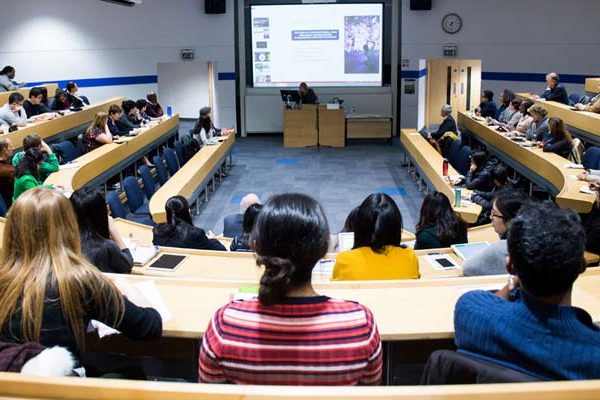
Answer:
[{"left": 186, "top": 131, "right": 426, "bottom": 236}]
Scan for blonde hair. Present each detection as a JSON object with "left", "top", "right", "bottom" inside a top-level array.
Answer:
[
  {"left": 0, "top": 188, "right": 124, "bottom": 349},
  {"left": 86, "top": 112, "right": 109, "bottom": 134},
  {"left": 528, "top": 103, "right": 548, "bottom": 119}
]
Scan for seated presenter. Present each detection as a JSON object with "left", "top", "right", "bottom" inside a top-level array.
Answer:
[{"left": 298, "top": 82, "right": 318, "bottom": 105}]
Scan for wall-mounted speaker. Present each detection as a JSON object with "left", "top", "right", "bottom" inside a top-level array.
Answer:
[
  {"left": 410, "top": 0, "right": 432, "bottom": 10},
  {"left": 205, "top": 0, "right": 226, "bottom": 14}
]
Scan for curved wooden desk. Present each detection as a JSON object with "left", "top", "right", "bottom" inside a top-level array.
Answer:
[
  {"left": 458, "top": 111, "right": 595, "bottom": 213},
  {"left": 149, "top": 134, "right": 235, "bottom": 223},
  {"left": 44, "top": 115, "right": 179, "bottom": 190},
  {"left": 586, "top": 77, "right": 600, "bottom": 94},
  {"left": 0, "top": 83, "right": 58, "bottom": 106},
  {"left": 400, "top": 129, "right": 482, "bottom": 223},
  {"left": 3, "top": 97, "right": 124, "bottom": 149}
]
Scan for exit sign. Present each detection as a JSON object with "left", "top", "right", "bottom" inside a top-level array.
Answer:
[
  {"left": 443, "top": 44, "right": 458, "bottom": 57},
  {"left": 181, "top": 48, "right": 195, "bottom": 61}
]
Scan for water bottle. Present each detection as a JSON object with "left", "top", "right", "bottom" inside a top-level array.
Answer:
[
  {"left": 166, "top": 105, "right": 173, "bottom": 117},
  {"left": 454, "top": 186, "right": 462, "bottom": 208},
  {"left": 442, "top": 158, "right": 449, "bottom": 177}
]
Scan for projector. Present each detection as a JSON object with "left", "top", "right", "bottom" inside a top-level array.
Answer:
[{"left": 100, "top": 0, "right": 142, "bottom": 7}]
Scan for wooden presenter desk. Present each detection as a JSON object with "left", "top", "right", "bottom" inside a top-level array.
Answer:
[
  {"left": 586, "top": 77, "right": 600, "bottom": 94},
  {"left": 0, "top": 83, "right": 58, "bottom": 105},
  {"left": 346, "top": 113, "right": 393, "bottom": 141},
  {"left": 318, "top": 105, "right": 345, "bottom": 147},
  {"left": 283, "top": 105, "right": 317, "bottom": 147}
]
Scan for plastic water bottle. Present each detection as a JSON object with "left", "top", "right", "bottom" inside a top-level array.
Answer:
[
  {"left": 454, "top": 186, "right": 462, "bottom": 208},
  {"left": 442, "top": 159, "right": 449, "bottom": 177},
  {"left": 166, "top": 105, "right": 173, "bottom": 117}
]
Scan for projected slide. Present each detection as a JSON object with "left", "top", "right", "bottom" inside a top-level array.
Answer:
[{"left": 250, "top": 4, "right": 383, "bottom": 88}]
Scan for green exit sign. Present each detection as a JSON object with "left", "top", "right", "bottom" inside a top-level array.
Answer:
[
  {"left": 181, "top": 48, "right": 195, "bottom": 61},
  {"left": 443, "top": 45, "right": 458, "bottom": 57}
]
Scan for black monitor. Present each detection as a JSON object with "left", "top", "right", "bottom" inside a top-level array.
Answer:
[{"left": 280, "top": 89, "right": 300, "bottom": 104}]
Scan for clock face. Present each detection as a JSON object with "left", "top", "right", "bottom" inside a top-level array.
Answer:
[{"left": 442, "top": 13, "right": 462, "bottom": 34}]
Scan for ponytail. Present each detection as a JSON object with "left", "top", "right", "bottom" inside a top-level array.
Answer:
[{"left": 257, "top": 256, "right": 297, "bottom": 306}]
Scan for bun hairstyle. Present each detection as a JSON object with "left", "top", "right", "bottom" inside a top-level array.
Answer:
[
  {"left": 252, "top": 193, "right": 329, "bottom": 306},
  {"left": 353, "top": 193, "right": 403, "bottom": 253}
]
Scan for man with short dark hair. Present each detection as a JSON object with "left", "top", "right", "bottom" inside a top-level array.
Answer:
[
  {"left": 475, "top": 90, "right": 498, "bottom": 118},
  {"left": 65, "top": 81, "right": 89, "bottom": 108},
  {"left": 454, "top": 201, "right": 600, "bottom": 380},
  {"left": 539, "top": 72, "right": 569, "bottom": 105},
  {"left": 23, "top": 87, "right": 53, "bottom": 118},
  {"left": 0, "top": 93, "right": 27, "bottom": 128}
]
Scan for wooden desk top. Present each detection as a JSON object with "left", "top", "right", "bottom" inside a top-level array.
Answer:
[
  {"left": 149, "top": 134, "right": 235, "bottom": 223},
  {"left": 586, "top": 78, "right": 600, "bottom": 94},
  {"left": 44, "top": 115, "right": 179, "bottom": 190},
  {"left": 400, "top": 129, "right": 482, "bottom": 224},
  {"left": 517, "top": 92, "right": 600, "bottom": 140},
  {"left": 3, "top": 97, "right": 124, "bottom": 150},
  {"left": 0, "top": 83, "right": 58, "bottom": 106},
  {"left": 458, "top": 111, "right": 596, "bottom": 213}
]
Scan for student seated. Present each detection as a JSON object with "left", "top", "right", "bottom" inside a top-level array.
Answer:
[
  {"left": 542, "top": 117, "right": 573, "bottom": 159},
  {"left": 459, "top": 151, "right": 494, "bottom": 192},
  {"left": 0, "top": 188, "right": 162, "bottom": 368},
  {"left": 135, "top": 99, "right": 152, "bottom": 123},
  {"left": 475, "top": 90, "right": 497, "bottom": 118},
  {"left": 70, "top": 187, "right": 134, "bottom": 274},
  {"left": 462, "top": 189, "right": 529, "bottom": 276},
  {"left": 51, "top": 89, "right": 71, "bottom": 111},
  {"left": 329, "top": 206, "right": 359, "bottom": 253},
  {"left": 582, "top": 183, "right": 600, "bottom": 255},
  {"left": 525, "top": 103, "right": 550, "bottom": 142},
  {"left": 414, "top": 191, "right": 468, "bottom": 250},
  {"left": 0, "top": 93, "right": 27, "bottom": 128},
  {"left": 120, "top": 100, "right": 141, "bottom": 131},
  {"left": 199, "top": 193, "right": 382, "bottom": 385},
  {"left": 145, "top": 92, "right": 164, "bottom": 118},
  {"left": 12, "top": 135, "right": 59, "bottom": 181},
  {"left": 12, "top": 148, "right": 51, "bottom": 202},
  {"left": 332, "top": 193, "right": 419, "bottom": 280},
  {"left": 471, "top": 164, "right": 511, "bottom": 223},
  {"left": 0, "top": 138, "right": 14, "bottom": 206},
  {"left": 85, "top": 112, "right": 115, "bottom": 152},
  {"left": 230, "top": 203, "right": 262, "bottom": 252},
  {"left": 153, "top": 196, "right": 226, "bottom": 251},
  {"left": 107, "top": 104, "right": 129, "bottom": 137},
  {"left": 427, "top": 104, "right": 457, "bottom": 154},
  {"left": 65, "top": 82, "right": 89, "bottom": 108},
  {"left": 193, "top": 106, "right": 221, "bottom": 145},
  {"left": 537, "top": 72, "right": 569, "bottom": 105},
  {"left": 0, "top": 66, "right": 24, "bottom": 92},
  {"left": 223, "top": 193, "right": 260, "bottom": 238},
  {"left": 574, "top": 93, "right": 600, "bottom": 114},
  {"left": 494, "top": 89, "right": 516, "bottom": 123},
  {"left": 454, "top": 201, "right": 600, "bottom": 380},
  {"left": 23, "top": 87, "right": 53, "bottom": 119},
  {"left": 513, "top": 100, "right": 534, "bottom": 134}
]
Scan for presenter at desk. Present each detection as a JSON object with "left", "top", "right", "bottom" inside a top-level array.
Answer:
[{"left": 298, "top": 82, "right": 318, "bottom": 105}]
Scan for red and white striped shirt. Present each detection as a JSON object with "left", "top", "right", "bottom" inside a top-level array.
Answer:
[{"left": 199, "top": 296, "right": 382, "bottom": 385}]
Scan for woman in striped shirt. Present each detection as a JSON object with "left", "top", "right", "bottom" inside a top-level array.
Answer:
[{"left": 199, "top": 193, "right": 382, "bottom": 385}]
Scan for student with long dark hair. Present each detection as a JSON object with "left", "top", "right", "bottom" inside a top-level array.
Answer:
[
  {"left": 471, "top": 164, "right": 511, "bottom": 223},
  {"left": 542, "top": 117, "right": 573, "bottom": 159},
  {"left": 153, "top": 196, "right": 226, "bottom": 251},
  {"left": 199, "top": 193, "right": 382, "bottom": 385},
  {"left": 12, "top": 135, "right": 59, "bottom": 182},
  {"left": 70, "top": 187, "right": 134, "bottom": 274},
  {"left": 192, "top": 106, "right": 220, "bottom": 145},
  {"left": 462, "top": 188, "right": 529, "bottom": 276},
  {"left": 0, "top": 188, "right": 162, "bottom": 367},
  {"left": 230, "top": 203, "right": 262, "bottom": 252},
  {"left": 414, "top": 191, "right": 468, "bottom": 250},
  {"left": 462, "top": 151, "right": 493, "bottom": 191},
  {"left": 332, "top": 193, "right": 419, "bottom": 280},
  {"left": 13, "top": 148, "right": 47, "bottom": 202},
  {"left": 51, "top": 89, "right": 71, "bottom": 111}
]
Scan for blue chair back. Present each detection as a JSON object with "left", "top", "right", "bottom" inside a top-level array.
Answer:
[
  {"left": 123, "top": 176, "right": 145, "bottom": 213},
  {"left": 152, "top": 155, "right": 168, "bottom": 185},
  {"left": 163, "top": 148, "right": 180, "bottom": 175},
  {"left": 582, "top": 146, "right": 600, "bottom": 170},
  {"left": 58, "top": 141, "right": 80, "bottom": 163},
  {"left": 448, "top": 140, "right": 463, "bottom": 167},
  {"left": 107, "top": 191, "right": 128, "bottom": 219},
  {"left": 0, "top": 195, "right": 7, "bottom": 217},
  {"left": 457, "top": 146, "right": 472, "bottom": 176},
  {"left": 75, "top": 134, "right": 86, "bottom": 155},
  {"left": 174, "top": 140, "right": 186, "bottom": 166},
  {"left": 138, "top": 165, "right": 156, "bottom": 200}
]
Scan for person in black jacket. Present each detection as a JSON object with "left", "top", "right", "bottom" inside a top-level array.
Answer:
[
  {"left": 230, "top": 203, "right": 263, "bottom": 252},
  {"left": 582, "top": 185, "right": 600, "bottom": 255},
  {"left": 471, "top": 165, "right": 512, "bottom": 224},
  {"left": 414, "top": 191, "right": 468, "bottom": 250},
  {"left": 66, "top": 82, "right": 89, "bottom": 108},
  {"left": 461, "top": 151, "right": 494, "bottom": 191},
  {"left": 70, "top": 187, "right": 134, "bottom": 274},
  {"left": 23, "top": 87, "right": 52, "bottom": 118},
  {"left": 0, "top": 188, "right": 161, "bottom": 362},
  {"left": 298, "top": 82, "right": 318, "bottom": 105},
  {"left": 153, "top": 196, "right": 226, "bottom": 251},
  {"left": 538, "top": 72, "right": 569, "bottom": 105},
  {"left": 542, "top": 117, "right": 573, "bottom": 159},
  {"left": 428, "top": 104, "right": 457, "bottom": 141},
  {"left": 475, "top": 90, "right": 497, "bottom": 118}
]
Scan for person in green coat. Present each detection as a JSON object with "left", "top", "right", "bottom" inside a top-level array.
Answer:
[
  {"left": 13, "top": 148, "right": 51, "bottom": 202},
  {"left": 11, "top": 134, "right": 59, "bottom": 182}
]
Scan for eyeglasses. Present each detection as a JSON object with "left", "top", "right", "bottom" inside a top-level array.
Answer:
[{"left": 490, "top": 211, "right": 506, "bottom": 220}]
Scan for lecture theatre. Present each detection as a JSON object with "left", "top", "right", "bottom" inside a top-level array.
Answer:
[{"left": 1, "top": 0, "right": 600, "bottom": 398}]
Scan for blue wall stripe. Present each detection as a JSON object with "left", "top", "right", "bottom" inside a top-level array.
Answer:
[
  {"left": 27, "top": 75, "right": 158, "bottom": 89},
  {"left": 218, "top": 72, "right": 236, "bottom": 81},
  {"left": 482, "top": 71, "right": 587, "bottom": 84},
  {"left": 401, "top": 68, "right": 427, "bottom": 79}
]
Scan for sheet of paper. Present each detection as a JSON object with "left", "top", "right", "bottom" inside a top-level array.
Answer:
[
  {"left": 87, "top": 320, "right": 120, "bottom": 338},
  {"left": 313, "top": 259, "right": 335, "bottom": 276},
  {"left": 565, "top": 163, "right": 584, "bottom": 169},
  {"left": 581, "top": 185, "right": 595, "bottom": 195},
  {"left": 131, "top": 245, "right": 159, "bottom": 265},
  {"left": 338, "top": 232, "right": 354, "bottom": 252},
  {"left": 134, "top": 280, "right": 172, "bottom": 322},
  {"left": 58, "top": 162, "right": 80, "bottom": 170}
]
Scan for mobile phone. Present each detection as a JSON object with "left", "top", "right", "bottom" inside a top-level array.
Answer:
[
  {"left": 435, "top": 257, "right": 457, "bottom": 268},
  {"left": 147, "top": 254, "right": 187, "bottom": 271}
]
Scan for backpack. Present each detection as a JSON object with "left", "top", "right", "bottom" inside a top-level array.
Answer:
[
  {"left": 570, "top": 138, "right": 584, "bottom": 165},
  {"left": 181, "top": 135, "right": 200, "bottom": 162}
]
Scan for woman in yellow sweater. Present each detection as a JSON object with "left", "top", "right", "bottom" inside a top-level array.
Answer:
[{"left": 332, "top": 193, "right": 419, "bottom": 280}]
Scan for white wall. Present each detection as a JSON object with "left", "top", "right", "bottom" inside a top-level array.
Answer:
[
  {"left": 400, "top": 0, "right": 600, "bottom": 129},
  {"left": 0, "top": 0, "right": 236, "bottom": 128}
]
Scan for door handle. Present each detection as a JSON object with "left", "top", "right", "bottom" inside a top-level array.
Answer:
[
  {"left": 461, "top": 82, "right": 464, "bottom": 95},
  {"left": 453, "top": 83, "right": 457, "bottom": 95}
]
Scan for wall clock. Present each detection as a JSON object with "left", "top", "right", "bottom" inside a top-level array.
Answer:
[{"left": 442, "top": 13, "right": 462, "bottom": 34}]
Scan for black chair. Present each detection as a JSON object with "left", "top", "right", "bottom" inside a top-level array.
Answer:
[
  {"left": 57, "top": 141, "right": 81, "bottom": 163},
  {"left": 421, "top": 350, "right": 540, "bottom": 384}
]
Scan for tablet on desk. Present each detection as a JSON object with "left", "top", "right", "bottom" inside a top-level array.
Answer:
[
  {"left": 451, "top": 242, "right": 490, "bottom": 261},
  {"left": 147, "top": 254, "right": 187, "bottom": 271}
]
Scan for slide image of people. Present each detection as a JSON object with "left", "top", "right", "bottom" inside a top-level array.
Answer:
[{"left": 344, "top": 16, "right": 381, "bottom": 74}]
